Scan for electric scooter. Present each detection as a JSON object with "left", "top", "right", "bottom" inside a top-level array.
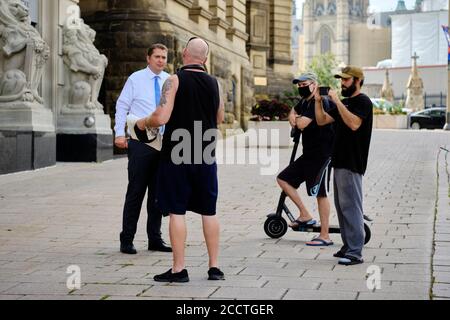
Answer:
[{"left": 263, "top": 128, "right": 372, "bottom": 244}]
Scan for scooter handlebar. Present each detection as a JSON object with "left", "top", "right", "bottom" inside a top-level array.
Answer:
[{"left": 291, "top": 128, "right": 301, "bottom": 143}]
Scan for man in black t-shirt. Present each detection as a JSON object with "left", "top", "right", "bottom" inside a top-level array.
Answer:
[
  {"left": 277, "top": 72, "right": 336, "bottom": 247},
  {"left": 137, "top": 38, "right": 226, "bottom": 283},
  {"left": 314, "top": 66, "right": 373, "bottom": 266}
]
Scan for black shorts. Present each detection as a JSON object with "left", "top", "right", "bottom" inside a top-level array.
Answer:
[
  {"left": 277, "top": 155, "right": 331, "bottom": 197},
  {"left": 156, "top": 161, "right": 218, "bottom": 216}
]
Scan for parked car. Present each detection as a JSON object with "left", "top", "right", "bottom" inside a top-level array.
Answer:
[{"left": 409, "top": 107, "right": 446, "bottom": 129}]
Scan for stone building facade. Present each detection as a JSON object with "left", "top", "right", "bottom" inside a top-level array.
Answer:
[
  {"left": 303, "top": 0, "right": 391, "bottom": 66},
  {"left": 1, "top": 0, "right": 294, "bottom": 174},
  {"left": 246, "top": 0, "right": 294, "bottom": 96},
  {"left": 0, "top": 0, "right": 113, "bottom": 174},
  {"left": 79, "top": 0, "right": 293, "bottom": 132}
]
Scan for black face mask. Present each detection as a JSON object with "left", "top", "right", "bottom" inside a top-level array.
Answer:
[
  {"left": 298, "top": 86, "right": 312, "bottom": 98},
  {"left": 341, "top": 80, "right": 357, "bottom": 98}
]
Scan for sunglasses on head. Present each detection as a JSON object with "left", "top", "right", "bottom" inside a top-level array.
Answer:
[{"left": 187, "top": 37, "right": 210, "bottom": 53}]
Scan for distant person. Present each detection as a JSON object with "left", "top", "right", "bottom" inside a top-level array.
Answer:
[{"left": 314, "top": 66, "right": 373, "bottom": 266}]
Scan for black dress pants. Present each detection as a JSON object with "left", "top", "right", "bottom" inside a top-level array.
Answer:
[{"left": 120, "top": 139, "right": 162, "bottom": 245}]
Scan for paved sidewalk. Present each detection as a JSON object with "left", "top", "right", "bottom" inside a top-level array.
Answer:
[{"left": 0, "top": 130, "right": 449, "bottom": 300}]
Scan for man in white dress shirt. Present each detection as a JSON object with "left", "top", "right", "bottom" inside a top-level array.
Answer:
[{"left": 114, "top": 43, "right": 172, "bottom": 254}]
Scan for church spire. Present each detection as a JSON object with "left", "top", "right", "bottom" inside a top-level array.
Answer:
[
  {"left": 405, "top": 52, "right": 425, "bottom": 112},
  {"left": 415, "top": 0, "right": 423, "bottom": 12},
  {"left": 381, "top": 69, "right": 395, "bottom": 103},
  {"left": 395, "top": 0, "right": 408, "bottom": 12}
]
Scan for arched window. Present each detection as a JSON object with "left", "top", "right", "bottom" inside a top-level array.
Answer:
[
  {"left": 328, "top": 1, "right": 337, "bottom": 15},
  {"left": 315, "top": 4, "right": 325, "bottom": 16},
  {"left": 320, "top": 29, "right": 331, "bottom": 54}
]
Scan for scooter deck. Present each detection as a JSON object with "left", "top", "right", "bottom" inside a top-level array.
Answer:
[{"left": 291, "top": 225, "right": 341, "bottom": 233}]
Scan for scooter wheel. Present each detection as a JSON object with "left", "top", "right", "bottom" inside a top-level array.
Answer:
[
  {"left": 264, "top": 216, "right": 288, "bottom": 239},
  {"left": 364, "top": 223, "right": 371, "bottom": 244}
]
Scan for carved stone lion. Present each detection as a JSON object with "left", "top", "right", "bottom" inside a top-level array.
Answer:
[
  {"left": 62, "top": 19, "right": 108, "bottom": 114},
  {"left": 0, "top": 0, "right": 49, "bottom": 104}
]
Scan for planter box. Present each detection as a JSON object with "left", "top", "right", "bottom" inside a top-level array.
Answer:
[
  {"left": 246, "top": 120, "right": 293, "bottom": 148},
  {"left": 373, "top": 114, "right": 408, "bottom": 129}
]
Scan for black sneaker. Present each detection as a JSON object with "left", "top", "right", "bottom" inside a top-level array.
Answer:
[
  {"left": 338, "top": 256, "right": 364, "bottom": 266},
  {"left": 154, "top": 269, "right": 189, "bottom": 283},
  {"left": 208, "top": 267, "right": 225, "bottom": 281},
  {"left": 333, "top": 250, "right": 346, "bottom": 258}
]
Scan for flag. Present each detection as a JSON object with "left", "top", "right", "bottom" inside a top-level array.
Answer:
[{"left": 442, "top": 25, "right": 450, "bottom": 63}]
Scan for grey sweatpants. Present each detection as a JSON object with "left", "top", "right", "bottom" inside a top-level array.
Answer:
[{"left": 333, "top": 168, "right": 365, "bottom": 260}]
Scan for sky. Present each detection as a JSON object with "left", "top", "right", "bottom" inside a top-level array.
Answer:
[{"left": 295, "top": 0, "right": 418, "bottom": 18}]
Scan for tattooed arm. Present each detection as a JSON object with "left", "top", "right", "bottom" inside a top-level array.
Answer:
[{"left": 137, "top": 75, "right": 179, "bottom": 130}]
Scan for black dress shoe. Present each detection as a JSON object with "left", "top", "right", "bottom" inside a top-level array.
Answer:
[
  {"left": 154, "top": 269, "right": 189, "bottom": 283},
  {"left": 208, "top": 267, "right": 225, "bottom": 281},
  {"left": 120, "top": 243, "right": 137, "bottom": 255},
  {"left": 148, "top": 241, "right": 172, "bottom": 252}
]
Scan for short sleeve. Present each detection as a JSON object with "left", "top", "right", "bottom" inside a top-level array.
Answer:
[
  {"left": 326, "top": 100, "right": 339, "bottom": 120},
  {"left": 351, "top": 96, "right": 373, "bottom": 120},
  {"left": 301, "top": 100, "right": 315, "bottom": 120}
]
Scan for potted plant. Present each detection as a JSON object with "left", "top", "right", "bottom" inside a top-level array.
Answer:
[
  {"left": 373, "top": 100, "right": 408, "bottom": 129},
  {"left": 247, "top": 99, "right": 293, "bottom": 148}
]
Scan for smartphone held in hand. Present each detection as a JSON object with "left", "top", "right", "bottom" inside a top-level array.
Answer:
[{"left": 319, "top": 86, "right": 330, "bottom": 96}]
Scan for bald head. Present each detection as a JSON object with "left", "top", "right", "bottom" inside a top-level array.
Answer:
[{"left": 184, "top": 38, "right": 209, "bottom": 64}]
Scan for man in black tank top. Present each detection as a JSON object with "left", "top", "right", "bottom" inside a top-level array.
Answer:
[{"left": 137, "top": 37, "right": 225, "bottom": 283}]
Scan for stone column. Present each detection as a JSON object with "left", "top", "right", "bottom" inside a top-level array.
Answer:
[
  {"left": 0, "top": 0, "right": 55, "bottom": 174},
  {"left": 302, "top": 0, "right": 314, "bottom": 67},
  {"left": 267, "top": 0, "right": 293, "bottom": 96},
  {"left": 55, "top": 0, "right": 113, "bottom": 162},
  {"left": 209, "top": 0, "right": 231, "bottom": 39},
  {"left": 246, "top": 0, "right": 270, "bottom": 95},
  {"left": 225, "top": 0, "right": 248, "bottom": 52},
  {"left": 189, "top": 0, "right": 213, "bottom": 30},
  {"left": 79, "top": 0, "right": 177, "bottom": 154},
  {"left": 336, "top": 0, "right": 350, "bottom": 65}
]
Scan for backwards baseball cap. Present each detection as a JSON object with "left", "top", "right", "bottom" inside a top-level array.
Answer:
[
  {"left": 334, "top": 66, "right": 364, "bottom": 80},
  {"left": 293, "top": 72, "right": 318, "bottom": 84}
]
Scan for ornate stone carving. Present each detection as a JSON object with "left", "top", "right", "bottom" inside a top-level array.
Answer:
[
  {"left": 0, "top": 0, "right": 50, "bottom": 105},
  {"left": 147, "top": 0, "right": 166, "bottom": 12},
  {"left": 62, "top": 20, "right": 108, "bottom": 114},
  {"left": 211, "top": 52, "right": 236, "bottom": 124},
  {"left": 241, "top": 64, "right": 255, "bottom": 126},
  {"left": 381, "top": 69, "right": 394, "bottom": 103},
  {"left": 405, "top": 53, "right": 424, "bottom": 112}
]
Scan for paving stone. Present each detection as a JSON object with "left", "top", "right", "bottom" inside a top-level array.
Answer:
[
  {"left": 1, "top": 130, "right": 449, "bottom": 300},
  {"left": 3, "top": 282, "right": 73, "bottom": 295},
  {"left": 358, "top": 292, "right": 429, "bottom": 300},
  {"left": 141, "top": 285, "right": 218, "bottom": 298},
  {"left": 283, "top": 289, "right": 357, "bottom": 300},
  {"left": 210, "top": 287, "right": 286, "bottom": 300},
  {"left": 70, "top": 284, "right": 150, "bottom": 297}
]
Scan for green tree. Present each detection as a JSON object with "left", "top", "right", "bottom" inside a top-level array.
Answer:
[{"left": 305, "top": 53, "right": 340, "bottom": 89}]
